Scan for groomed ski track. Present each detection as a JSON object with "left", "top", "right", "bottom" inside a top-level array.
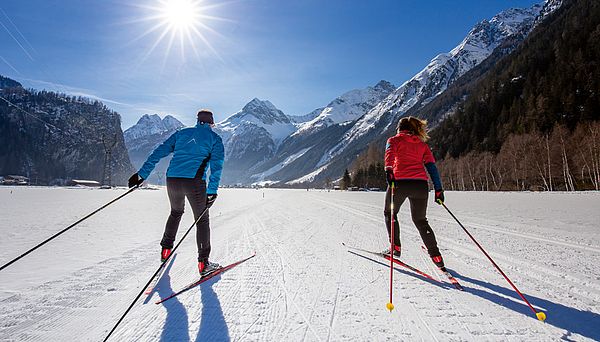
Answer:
[{"left": 0, "top": 187, "right": 599, "bottom": 341}]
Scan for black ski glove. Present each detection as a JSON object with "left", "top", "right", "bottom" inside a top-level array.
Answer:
[
  {"left": 385, "top": 169, "right": 395, "bottom": 186},
  {"left": 435, "top": 189, "right": 444, "bottom": 205},
  {"left": 128, "top": 173, "right": 144, "bottom": 188},
  {"left": 206, "top": 194, "right": 218, "bottom": 208}
]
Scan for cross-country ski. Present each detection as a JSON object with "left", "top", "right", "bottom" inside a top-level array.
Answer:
[
  {"left": 156, "top": 253, "right": 256, "bottom": 304},
  {"left": 343, "top": 243, "right": 441, "bottom": 283}
]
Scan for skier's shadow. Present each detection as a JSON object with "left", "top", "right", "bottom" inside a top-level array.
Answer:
[
  {"left": 454, "top": 271, "right": 600, "bottom": 341},
  {"left": 195, "top": 274, "right": 230, "bottom": 342},
  {"left": 153, "top": 255, "right": 191, "bottom": 342},
  {"left": 348, "top": 251, "right": 449, "bottom": 289},
  {"left": 152, "top": 255, "right": 230, "bottom": 341}
]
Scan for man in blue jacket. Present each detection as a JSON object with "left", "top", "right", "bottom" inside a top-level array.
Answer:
[{"left": 128, "top": 110, "right": 225, "bottom": 275}]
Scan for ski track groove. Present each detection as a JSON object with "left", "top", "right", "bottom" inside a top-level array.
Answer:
[
  {"left": 246, "top": 213, "right": 325, "bottom": 341},
  {"left": 329, "top": 196, "right": 600, "bottom": 253},
  {"left": 253, "top": 209, "right": 332, "bottom": 341},
  {"left": 0, "top": 241, "right": 160, "bottom": 341},
  {"left": 3, "top": 189, "right": 597, "bottom": 341},
  {"left": 315, "top": 197, "right": 600, "bottom": 299},
  {"left": 313, "top": 195, "right": 566, "bottom": 341},
  {"left": 416, "top": 244, "right": 479, "bottom": 338}
]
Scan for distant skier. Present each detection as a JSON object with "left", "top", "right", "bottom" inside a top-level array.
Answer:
[
  {"left": 128, "top": 110, "right": 225, "bottom": 275},
  {"left": 383, "top": 116, "right": 446, "bottom": 270}
]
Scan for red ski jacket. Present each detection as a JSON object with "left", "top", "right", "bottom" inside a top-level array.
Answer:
[{"left": 384, "top": 131, "right": 435, "bottom": 181}]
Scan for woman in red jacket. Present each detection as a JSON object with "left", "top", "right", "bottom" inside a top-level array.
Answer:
[{"left": 383, "top": 116, "right": 446, "bottom": 270}]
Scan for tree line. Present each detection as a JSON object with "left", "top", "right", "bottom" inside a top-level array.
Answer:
[
  {"left": 437, "top": 121, "right": 600, "bottom": 191},
  {"left": 340, "top": 120, "right": 600, "bottom": 191}
]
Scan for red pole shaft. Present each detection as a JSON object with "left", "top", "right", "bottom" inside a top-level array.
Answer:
[
  {"left": 389, "top": 181, "right": 395, "bottom": 305},
  {"left": 441, "top": 203, "right": 538, "bottom": 315}
]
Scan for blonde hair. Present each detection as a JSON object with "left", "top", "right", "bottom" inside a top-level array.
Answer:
[{"left": 396, "top": 116, "right": 429, "bottom": 142}]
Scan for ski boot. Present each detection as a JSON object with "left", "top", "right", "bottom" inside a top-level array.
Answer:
[
  {"left": 161, "top": 248, "right": 172, "bottom": 262},
  {"left": 198, "top": 259, "right": 221, "bottom": 276},
  {"left": 431, "top": 255, "right": 446, "bottom": 272},
  {"left": 382, "top": 245, "right": 401, "bottom": 258}
]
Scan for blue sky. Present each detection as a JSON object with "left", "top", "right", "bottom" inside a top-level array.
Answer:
[{"left": 0, "top": 0, "right": 541, "bottom": 129}]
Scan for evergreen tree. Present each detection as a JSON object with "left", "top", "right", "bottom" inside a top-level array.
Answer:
[{"left": 340, "top": 169, "right": 351, "bottom": 190}]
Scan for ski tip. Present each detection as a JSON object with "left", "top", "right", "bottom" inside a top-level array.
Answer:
[{"left": 536, "top": 312, "right": 547, "bottom": 321}]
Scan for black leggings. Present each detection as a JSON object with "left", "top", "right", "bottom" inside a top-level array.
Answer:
[
  {"left": 383, "top": 179, "right": 441, "bottom": 257},
  {"left": 161, "top": 177, "right": 210, "bottom": 261}
]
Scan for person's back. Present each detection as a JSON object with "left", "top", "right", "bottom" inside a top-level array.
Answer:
[
  {"left": 385, "top": 132, "right": 433, "bottom": 182},
  {"left": 383, "top": 116, "right": 446, "bottom": 270},
  {"left": 128, "top": 109, "right": 224, "bottom": 275}
]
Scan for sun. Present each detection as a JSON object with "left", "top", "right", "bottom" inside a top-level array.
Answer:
[
  {"left": 160, "top": 0, "right": 200, "bottom": 31},
  {"left": 133, "top": 0, "right": 228, "bottom": 62}
]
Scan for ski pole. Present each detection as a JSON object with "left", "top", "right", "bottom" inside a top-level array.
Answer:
[
  {"left": 438, "top": 201, "right": 546, "bottom": 321},
  {"left": 103, "top": 207, "right": 208, "bottom": 341},
  {"left": 0, "top": 186, "right": 138, "bottom": 272},
  {"left": 386, "top": 181, "right": 395, "bottom": 312}
]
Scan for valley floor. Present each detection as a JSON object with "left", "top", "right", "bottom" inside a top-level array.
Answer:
[{"left": 0, "top": 187, "right": 599, "bottom": 341}]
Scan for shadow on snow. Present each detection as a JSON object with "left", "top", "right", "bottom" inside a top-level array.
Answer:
[
  {"left": 152, "top": 255, "right": 230, "bottom": 341},
  {"left": 195, "top": 274, "right": 230, "bottom": 342},
  {"left": 453, "top": 271, "right": 600, "bottom": 341},
  {"left": 348, "top": 250, "right": 449, "bottom": 289},
  {"left": 154, "top": 255, "right": 191, "bottom": 342}
]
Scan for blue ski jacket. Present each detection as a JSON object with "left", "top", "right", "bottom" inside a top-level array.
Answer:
[{"left": 138, "top": 122, "right": 225, "bottom": 194}]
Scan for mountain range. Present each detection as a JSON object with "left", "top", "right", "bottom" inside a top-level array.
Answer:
[
  {"left": 124, "top": 0, "right": 563, "bottom": 187},
  {"left": 214, "top": 1, "right": 557, "bottom": 186},
  {"left": 124, "top": 114, "right": 184, "bottom": 184},
  {"left": 0, "top": 75, "right": 133, "bottom": 185}
]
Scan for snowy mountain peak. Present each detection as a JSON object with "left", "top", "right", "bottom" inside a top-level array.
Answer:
[
  {"left": 328, "top": 1, "right": 547, "bottom": 160},
  {"left": 451, "top": 4, "right": 543, "bottom": 62},
  {"left": 234, "top": 98, "right": 291, "bottom": 125},
  {"left": 373, "top": 80, "right": 395, "bottom": 92},
  {"left": 162, "top": 115, "right": 184, "bottom": 131},
  {"left": 293, "top": 79, "right": 397, "bottom": 136},
  {"left": 215, "top": 99, "right": 296, "bottom": 163},
  {"left": 124, "top": 114, "right": 184, "bottom": 142}
]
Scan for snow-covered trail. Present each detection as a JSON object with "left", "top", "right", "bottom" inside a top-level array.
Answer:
[{"left": 0, "top": 187, "right": 599, "bottom": 341}]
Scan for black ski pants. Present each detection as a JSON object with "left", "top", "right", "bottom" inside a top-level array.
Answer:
[
  {"left": 384, "top": 179, "right": 441, "bottom": 257},
  {"left": 161, "top": 177, "right": 210, "bottom": 261}
]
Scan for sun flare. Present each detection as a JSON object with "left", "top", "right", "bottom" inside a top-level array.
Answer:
[
  {"left": 161, "top": 0, "right": 200, "bottom": 31},
  {"left": 134, "top": 0, "right": 228, "bottom": 62}
]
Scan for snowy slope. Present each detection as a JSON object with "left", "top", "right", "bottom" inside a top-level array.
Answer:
[
  {"left": 214, "top": 99, "right": 297, "bottom": 184},
  {"left": 239, "top": 2, "right": 555, "bottom": 186},
  {"left": 215, "top": 98, "right": 295, "bottom": 149},
  {"left": 293, "top": 80, "right": 396, "bottom": 136},
  {"left": 245, "top": 80, "right": 395, "bottom": 185},
  {"left": 0, "top": 75, "right": 134, "bottom": 185},
  {"left": 327, "top": 4, "right": 545, "bottom": 160},
  {"left": 124, "top": 114, "right": 184, "bottom": 184},
  {"left": 124, "top": 114, "right": 184, "bottom": 142},
  {"left": 0, "top": 187, "right": 599, "bottom": 341}
]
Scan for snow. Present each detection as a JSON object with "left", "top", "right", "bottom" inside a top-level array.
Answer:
[
  {"left": 325, "top": 4, "right": 544, "bottom": 162},
  {"left": 1, "top": 187, "right": 599, "bottom": 341},
  {"left": 250, "top": 147, "right": 313, "bottom": 182},
  {"left": 216, "top": 99, "right": 296, "bottom": 147},
  {"left": 292, "top": 81, "right": 395, "bottom": 137},
  {"left": 286, "top": 164, "right": 328, "bottom": 185},
  {"left": 124, "top": 114, "right": 184, "bottom": 141}
]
